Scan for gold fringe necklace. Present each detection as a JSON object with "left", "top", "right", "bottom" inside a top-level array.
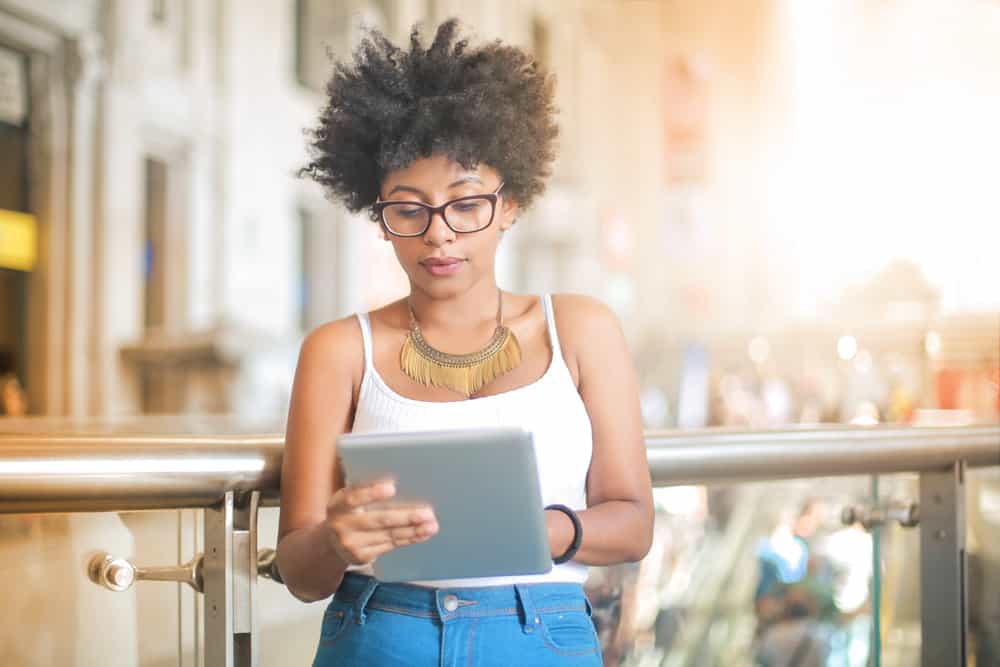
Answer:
[{"left": 400, "top": 289, "right": 522, "bottom": 397}]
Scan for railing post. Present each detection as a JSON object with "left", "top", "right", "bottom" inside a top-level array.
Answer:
[
  {"left": 919, "top": 461, "right": 967, "bottom": 667},
  {"left": 203, "top": 490, "right": 260, "bottom": 667}
]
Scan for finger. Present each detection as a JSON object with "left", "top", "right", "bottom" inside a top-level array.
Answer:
[
  {"left": 331, "top": 478, "right": 397, "bottom": 511},
  {"left": 333, "top": 512, "right": 436, "bottom": 550},
  {"left": 331, "top": 504, "right": 433, "bottom": 534},
  {"left": 386, "top": 521, "right": 438, "bottom": 544},
  {"left": 357, "top": 538, "right": 415, "bottom": 563},
  {"left": 339, "top": 518, "right": 438, "bottom": 559},
  {"left": 331, "top": 532, "right": 399, "bottom": 565},
  {"left": 346, "top": 539, "right": 393, "bottom": 564},
  {"left": 353, "top": 522, "right": 441, "bottom": 562},
  {"left": 353, "top": 506, "right": 435, "bottom": 532}
]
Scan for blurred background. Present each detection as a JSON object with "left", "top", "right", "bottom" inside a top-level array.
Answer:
[{"left": 1, "top": 0, "right": 998, "bottom": 666}]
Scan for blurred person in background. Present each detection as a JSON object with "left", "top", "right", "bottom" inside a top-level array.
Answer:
[
  {"left": 0, "top": 373, "right": 27, "bottom": 417},
  {"left": 584, "top": 562, "right": 641, "bottom": 667},
  {"left": 0, "top": 349, "right": 26, "bottom": 416},
  {"left": 276, "top": 19, "right": 653, "bottom": 667},
  {"left": 818, "top": 521, "right": 872, "bottom": 666},
  {"left": 753, "top": 499, "right": 836, "bottom": 667}
]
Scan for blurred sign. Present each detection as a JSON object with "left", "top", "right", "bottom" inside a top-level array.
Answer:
[
  {"left": 663, "top": 54, "right": 710, "bottom": 184},
  {"left": 0, "top": 210, "right": 37, "bottom": 271},
  {"left": 0, "top": 47, "right": 27, "bottom": 126}
]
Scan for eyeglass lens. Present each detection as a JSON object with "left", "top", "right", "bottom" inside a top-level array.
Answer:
[{"left": 382, "top": 197, "right": 494, "bottom": 235}]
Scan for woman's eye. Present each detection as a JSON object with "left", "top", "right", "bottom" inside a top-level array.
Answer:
[
  {"left": 397, "top": 207, "right": 424, "bottom": 218},
  {"left": 453, "top": 201, "right": 482, "bottom": 212}
]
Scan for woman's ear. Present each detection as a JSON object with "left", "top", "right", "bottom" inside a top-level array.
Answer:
[{"left": 498, "top": 198, "right": 520, "bottom": 231}]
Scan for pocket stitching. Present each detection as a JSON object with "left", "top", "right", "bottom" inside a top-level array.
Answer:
[
  {"left": 539, "top": 611, "right": 600, "bottom": 657},
  {"left": 319, "top": 607, "right": 352, "bottom": 645}
]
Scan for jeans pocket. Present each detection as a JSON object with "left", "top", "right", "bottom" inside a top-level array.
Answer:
[
  {"left": 540, "top": 610, "right": 600, "bottom": 656},
  {"left": 319, "top": 600, "right": 353, "bottom": 645}
]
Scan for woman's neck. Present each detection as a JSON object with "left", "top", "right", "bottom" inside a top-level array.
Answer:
[{"left": 408, "top": 277, "right": 502, "bottom": 331}]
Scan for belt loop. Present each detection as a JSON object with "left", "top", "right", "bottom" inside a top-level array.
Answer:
[
  {"left": 514, "top": 584, "right": 539, "bottom": 634},
  {"left": 354, "top": 576, "right": 379, "bottom": 626}
]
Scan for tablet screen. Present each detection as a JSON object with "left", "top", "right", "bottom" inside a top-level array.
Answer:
[{"left": 337, "top": 428, "right": 552, "bottom": 582}]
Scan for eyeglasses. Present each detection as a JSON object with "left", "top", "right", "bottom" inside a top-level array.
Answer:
[{"left": 373, "top": 182, "right": 505, "bottom": 237}]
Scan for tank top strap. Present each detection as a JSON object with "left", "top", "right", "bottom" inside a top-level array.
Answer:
[
  {"left": 541, "top": 294, "right": 564, "bottom": 361},
  {"left": 355, "top": 312, "right": 375, "bottom": 373}
]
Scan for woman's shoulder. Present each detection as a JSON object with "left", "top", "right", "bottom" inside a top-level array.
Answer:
[
  {"left": 549, "top": 292, "right": 620, "bottom": 331},
  {"left": 547, "top": 294, "right": 633, "bottom": 392},
  {"left": 548, "top": 293, "right": 625, "bottom": 366},
  {"left": 297, "top": 315, "right": 365, "bottom": 379},
  {"left": 299, "top": 299, "right": 410, "bottom": 363},
  {"left": 303, "top": 313, "right": 361, "bottom": 346},
  {"left": 303, "top": 298, "right": 407, "bottom": 346}
]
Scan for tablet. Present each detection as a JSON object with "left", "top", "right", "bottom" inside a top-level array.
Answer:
[{"left": 336, "top": 427, "right": 552, "bottom": 582}]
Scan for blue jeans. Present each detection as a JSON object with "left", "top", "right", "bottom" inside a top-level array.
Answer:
[{"left": 312, "top": 572, "right": 604, "bottom": 666}]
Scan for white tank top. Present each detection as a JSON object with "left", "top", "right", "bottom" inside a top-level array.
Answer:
[{"left": 350, "top": 294, "right": 592, "bottom": 587}]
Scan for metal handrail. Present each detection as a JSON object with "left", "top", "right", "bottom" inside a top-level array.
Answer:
[
  {"left": 0, "top": 433, "right": 283, "bottom": 513},
  {"left": 0, "top": 424, "right": 997, "bottom": 514},
  {"left": 646, "top": 424, "right": 1000, "bottom": 485}
]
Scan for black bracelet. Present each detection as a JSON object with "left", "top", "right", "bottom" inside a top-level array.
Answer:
[{"left": 545, "top": 504, "right": 582, "bottom": 565}]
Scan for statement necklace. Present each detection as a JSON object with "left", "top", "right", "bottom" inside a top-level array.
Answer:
[{"left": 400, "top": 289, "right": 522, "bottom": 397}]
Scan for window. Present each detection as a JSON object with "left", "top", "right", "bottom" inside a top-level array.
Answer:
[
  {"left": 296, "top": 1, "right": 349, "bottom": 91},
  {"left": 143, "top": 158, "right": 168, "bottom": 330},
  {"left": 150, "top": 0, "right": 167, "bottom": 24},
  {"left": 296, "top": 206, "right": 341, "bottom": 332},
  {"left": 295, "top": 1, "right": 391, "bottom": 91},
  {"left": 0, "top": 47, "right": 30, "bottom": 403}
]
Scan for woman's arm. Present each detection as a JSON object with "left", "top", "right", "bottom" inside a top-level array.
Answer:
[
  {"left": 276, "top": 319, "right": 358, "bottom": 601},
  {"left": 276, "top": 318, "right": 437, "bottom": 602},
  {"left": 545, "top": 294, "right": 655, "bottom": 565}
]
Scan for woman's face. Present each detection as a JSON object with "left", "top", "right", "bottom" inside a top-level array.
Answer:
[{"left": 378, "top": 154, "right": 517, "bottom": 299}]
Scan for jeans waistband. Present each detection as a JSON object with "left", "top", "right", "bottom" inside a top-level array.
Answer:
[{"left": 334, "top": 572, "right": 591, "bottom": 628}]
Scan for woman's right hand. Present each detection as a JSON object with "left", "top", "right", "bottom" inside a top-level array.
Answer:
[{"left": 324, "top": 478, "right": 438, "bottom": 566}]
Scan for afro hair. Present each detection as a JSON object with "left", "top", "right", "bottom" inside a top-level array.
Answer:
[{"left": 299, "top": 19, "right": 559, "bottom": 217}]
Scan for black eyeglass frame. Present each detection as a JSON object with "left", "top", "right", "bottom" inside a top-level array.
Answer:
[{"left": 372, "top": 182, "right": 506, "bottom": 238}]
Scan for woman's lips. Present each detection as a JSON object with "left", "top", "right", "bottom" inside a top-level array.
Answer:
[{"left": 421, "top": 257, "right": 465, "bottom": 277}]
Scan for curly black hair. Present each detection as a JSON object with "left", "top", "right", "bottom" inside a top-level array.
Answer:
[{"left": 299, "top": 19, "right": 558, "bottom": 217}]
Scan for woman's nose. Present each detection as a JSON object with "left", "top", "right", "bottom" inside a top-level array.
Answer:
[{"left": 422, "top": 210, "right": 455, "bottom": 246}]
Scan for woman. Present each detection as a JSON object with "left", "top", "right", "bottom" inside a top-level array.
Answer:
[{"left": 277, "top": 19, "right": 653, "bottom": 666}]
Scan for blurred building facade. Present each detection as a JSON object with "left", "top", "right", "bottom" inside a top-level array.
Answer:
[
  {"left": 0, "top": 3, "right": 677, "bottom": 664},
  {"left": 0, "top": 0, "right": 685, "bottom": 423}
]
